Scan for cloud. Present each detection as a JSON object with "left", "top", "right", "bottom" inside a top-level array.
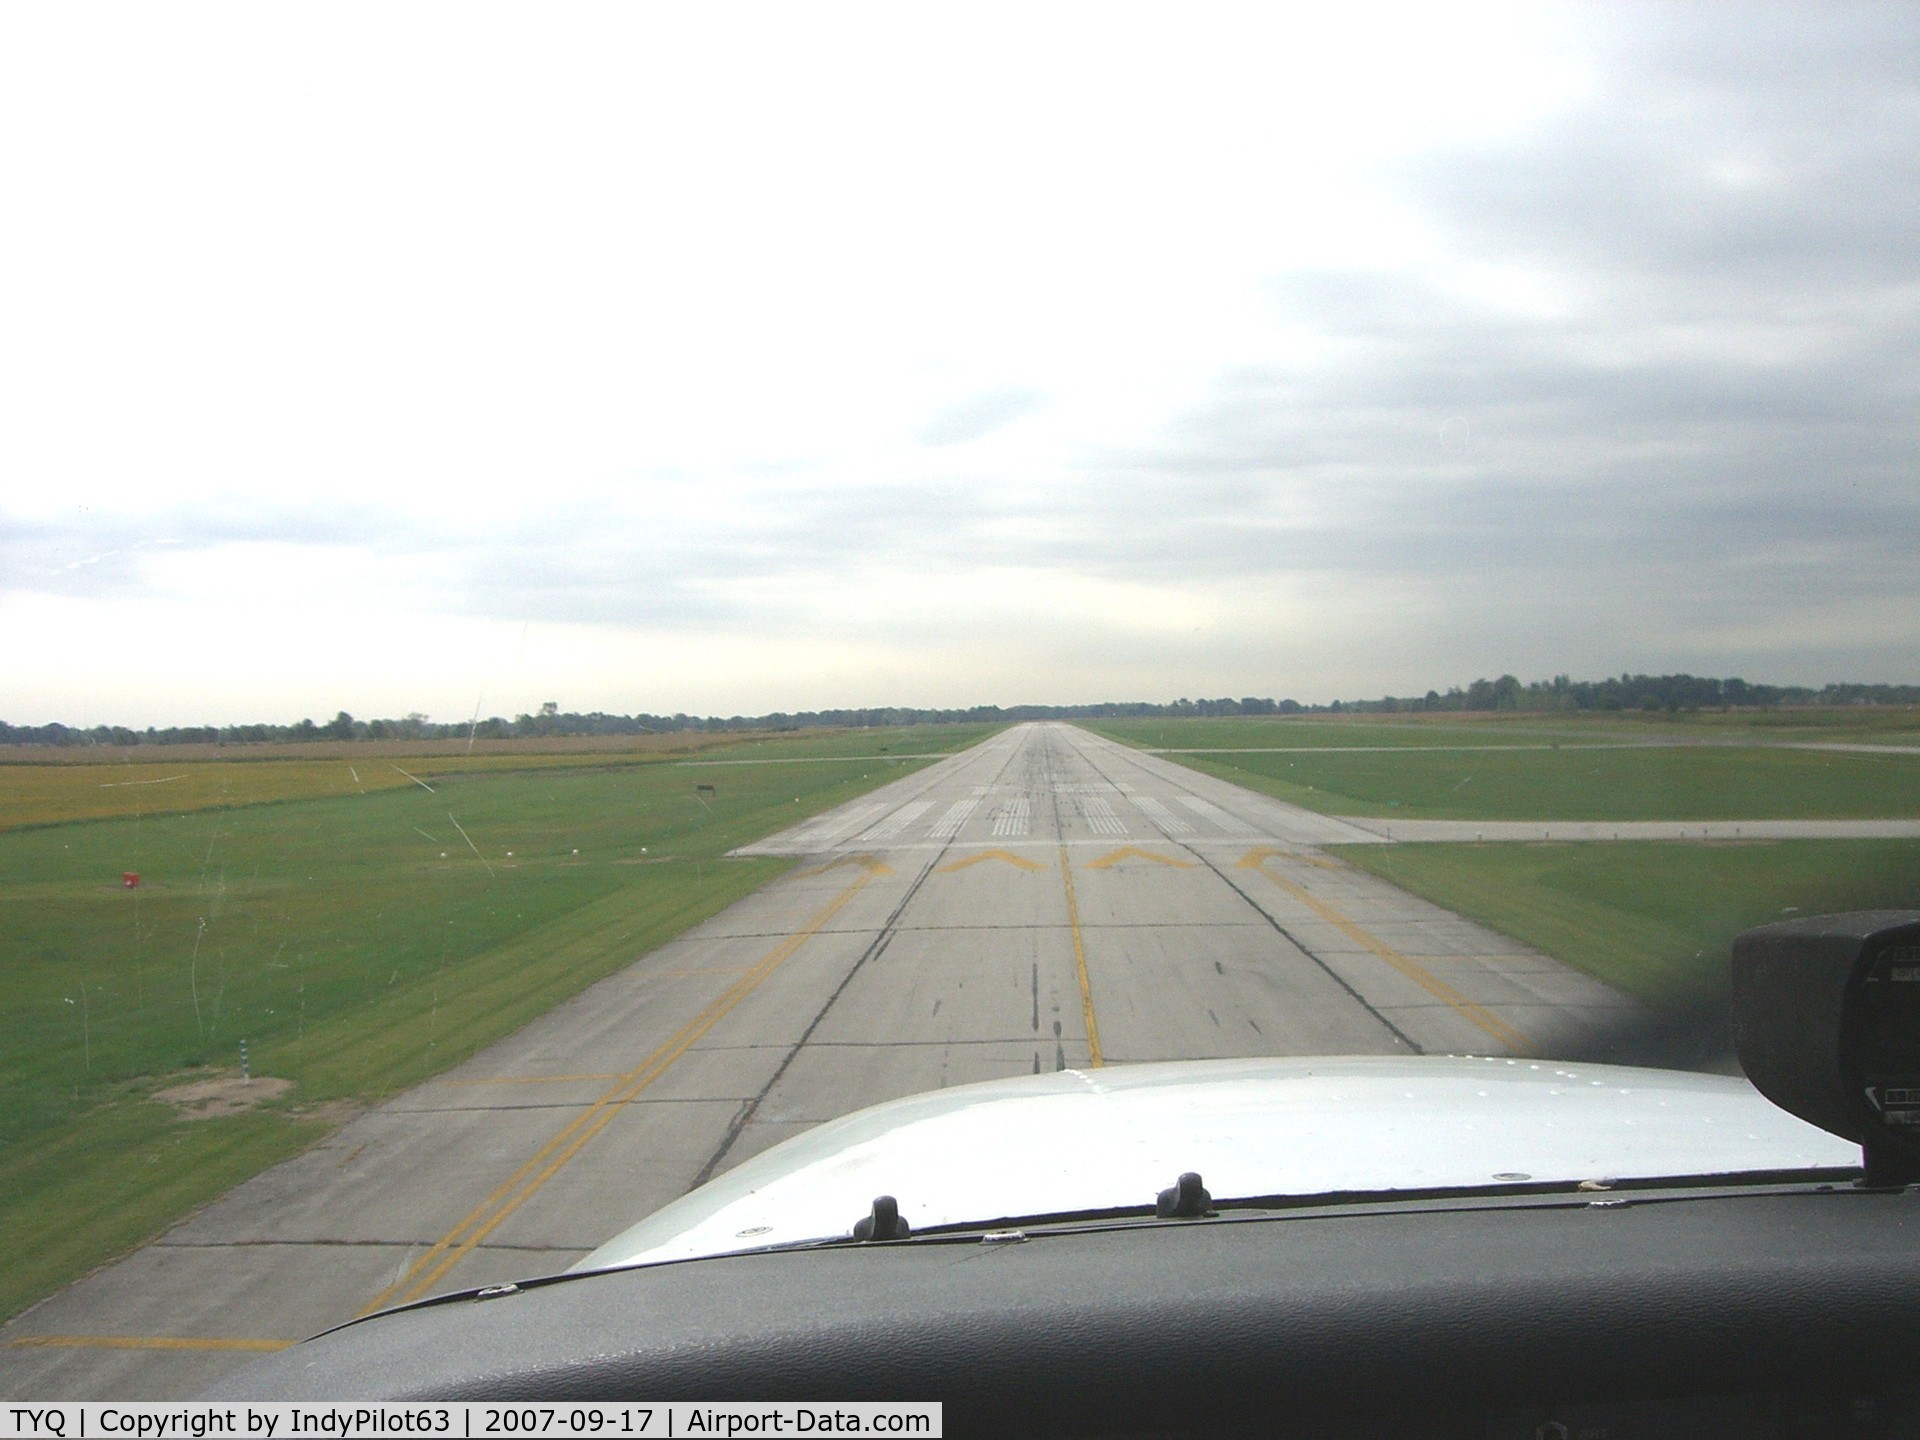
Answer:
[
  {"left": 915, "top": 388, "right": 1050, "bottom": 446},
  {"left": 3, "top": 4, "right": 1918, "bottom": 721}
]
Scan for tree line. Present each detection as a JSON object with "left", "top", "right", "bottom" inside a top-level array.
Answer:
[
  {"left": 1326, "top": 674, "right": 1920, "bottom": 715},
  {"left": 3, "top": 674, "right": 1915, "bottom": 749},
  {"left": 0, "top": 699, "right": 1290, "bottom": 748}
]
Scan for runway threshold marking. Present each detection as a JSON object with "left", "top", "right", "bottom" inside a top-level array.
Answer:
[
  {"left": 1241, "top": 856, "right": 1535, "bottom": 1057},
  {"left": 1086, "top": 846, "right": 1195, "bottom": 869},
  {"left": 362, "top": 864, "right": 885, "bottom": 1313},
  {"left": 937, "top": 849, "right": 1047, "bottom": 872},
  {"left": 1058, "top": 846, "right": 1104, "bottom": 1069},
  {"left": 7, "top": 1335, "right": 296, "bottom": 1353}
]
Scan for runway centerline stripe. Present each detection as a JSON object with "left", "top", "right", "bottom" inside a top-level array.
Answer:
[
  {"left": 1058, "top": 845, "right": 1104, "bottom": 1068},
  {"left": 1249, "top": 860, "right": 1535, "bottom": 1056},
  {"left": 362, "top": 865, "right": 883, "bottom": 1313}
]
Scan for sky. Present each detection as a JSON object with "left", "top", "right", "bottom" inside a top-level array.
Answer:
[{"left": 3, "top": 2, "right": 1916, "bottom": 727}]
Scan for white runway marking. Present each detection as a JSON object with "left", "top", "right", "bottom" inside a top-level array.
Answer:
[
  {"left": 790, "top": 800, "right": 889, "bottom": 846},
  {"left": 1131, "top": 796, "right": 1194, "bottom": 834},
  {"left": 992, "top": 796, "right": 1032, "bottom": 837},
  {"left": 1083, "top": 795, "right": 1128, "bottom": 836},
  {"left": 1178, "top": 796, "right": 1259, "bottom": 837},
  {"left": 928, "top": 797, "right": 979, "bottom": 838},
  {"left": 859, "top": 801, "right": 933, "bottom": 842}
]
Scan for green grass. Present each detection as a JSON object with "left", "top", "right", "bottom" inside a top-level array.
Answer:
[
  {"left": 0, "top": 723, "right": 1000, "bottom": 1323},
  {"left": 1090, "top": 716, "right": 1579, "bottom": 749},
  {"left": 0, "top": 757, "right": 420, "bottom": 830},
  {"left": 1333, "top": 839, "right": 1920, "bottom": 1012},
  {"left": 1098, "top": 733, "right": 1920, "bottom": 821},
  {"left": 662, "top": 723, "right": 999, "bottom": 762},
  {"left": 1090, "top": 708, "right": 1920, "bottom": 751},
  {"left": 0, "top": 723, "right": 1006, "bottom": 832}
]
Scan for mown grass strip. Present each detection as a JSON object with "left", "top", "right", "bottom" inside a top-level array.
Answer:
[
  {"left": 0, "top": 760, "right": 419, "bottom": 830},
  {"left": 0, "top": 724, "right": 1002, "bottom": 832},
  {"left": 1124, "top": 737, "right": 1920, "bottom": 822},
  {"left": 1333, "top": 838, "right": 1920, "bottom": 1012},
  {"left": 1091, "top": 709, "right": 1920, "bottom": 750}
]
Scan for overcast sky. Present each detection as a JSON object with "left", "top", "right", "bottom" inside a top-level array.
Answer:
[{"left": 3, "top": 2, "right": 1916, "bottom": 726}]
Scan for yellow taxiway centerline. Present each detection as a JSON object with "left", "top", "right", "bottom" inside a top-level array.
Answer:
[
  {"left": 1244, "top": 857, "right": 1535, "bottom": 1056},
  {"left": 1058, "top": 846, "right": 1104, "bottom": 1068}
]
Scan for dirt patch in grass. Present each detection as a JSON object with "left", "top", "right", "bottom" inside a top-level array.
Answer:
[{"left": 154, "top": 1075, "right": 294, "bottom": 1119}]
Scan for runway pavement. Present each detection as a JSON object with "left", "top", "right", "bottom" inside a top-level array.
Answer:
[{"left": 1, "top": 722, "right": 1652, "bottom": 1399}]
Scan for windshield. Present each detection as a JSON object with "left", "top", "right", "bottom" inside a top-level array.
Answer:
[{"left": 1, "top": 0, "right": 1915, "bottom": 1400}]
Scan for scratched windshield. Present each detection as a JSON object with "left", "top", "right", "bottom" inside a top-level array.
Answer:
[{"left": 0, "top": 0, "right": 1916, "bottom": 1400}]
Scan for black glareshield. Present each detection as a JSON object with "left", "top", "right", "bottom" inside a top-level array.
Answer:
[{"left": 1731, "top": 911, "right": 1920, "bottom": 1185}]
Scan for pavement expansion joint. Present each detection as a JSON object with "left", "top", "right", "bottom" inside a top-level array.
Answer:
[
  {"left": 889, "top": 921, "right": 1080, "bottom": 933},
  {"left": 153, "top": 1238, "right": 437, "bottom": 1250},
  {"left": 1075, "top": 921, "right": 1271, "bottom": 932},
  {"left": 804, "top": 1037, "right": 1054, "bottom": 1049},
  {"left": 386, "top": 1098, "right": 743, "bottom": 1114}
]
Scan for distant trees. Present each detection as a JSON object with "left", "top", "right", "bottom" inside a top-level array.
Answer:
[
  {"left": 1332, "top": 674, "right": 1920, "bottom": 716},
  {"left": 4, "top": 675, "right": 1918, "bottom": 750}
]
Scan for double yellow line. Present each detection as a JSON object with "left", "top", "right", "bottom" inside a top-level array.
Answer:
[
  {"left": 362, "top": 865, "right": 880, "bottom": 1313},
  {"left": 1248, "top": 860, "right": 1535, "bottom": 1056}
]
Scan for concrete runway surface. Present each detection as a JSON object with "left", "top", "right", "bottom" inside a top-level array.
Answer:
[{"left": 1, "top": 722, "right": 1650, "bottom": 1397}]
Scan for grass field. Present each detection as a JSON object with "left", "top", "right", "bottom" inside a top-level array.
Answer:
[
  {"left": 1335, "top": 838, "right": 1920, "bottom": 1016},
  {"left": 0, "top": 758, "right": 420, "bottom": 829},
  {"left": 0, "top": 723, "right": 996, "bottom": 832},
  {"left": 1093, "top": 707, "right": 1920, "bottom": 751},
  {"left": 1094, "top": 716, "right": 1588, "bottom": 750},
  {"left": 0, "top": 723, "right": 999, "bottom": 1323},
  {"left": 1090, "top": 718, "right": 1920, "bottom": 821}
]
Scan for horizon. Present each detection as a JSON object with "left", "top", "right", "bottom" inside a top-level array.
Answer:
[{"left": 8, "top": 671, "right": 1917, "bottom": 738}]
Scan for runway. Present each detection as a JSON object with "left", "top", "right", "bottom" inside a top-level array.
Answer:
[{"left": 1, "top": 723, "right": 1647, "bottom": 1398}]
